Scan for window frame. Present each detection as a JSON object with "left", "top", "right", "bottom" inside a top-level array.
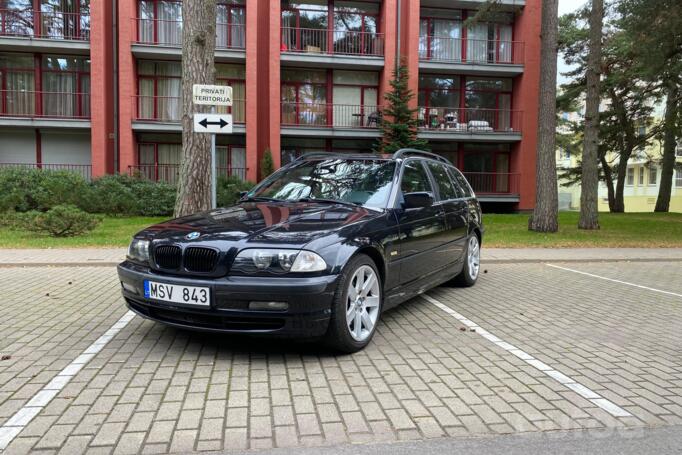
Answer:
[
  {"left": 425, "top": 160, "right": 462, "bottom": 201},
  {"left": 396, "top": 158, "right": 435, "bottom": 208}
]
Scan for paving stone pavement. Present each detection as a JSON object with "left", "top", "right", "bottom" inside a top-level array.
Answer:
[{"left": 0, "top": 260, "right": 680, "bottom": 454}]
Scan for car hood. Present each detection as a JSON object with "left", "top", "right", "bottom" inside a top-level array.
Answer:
[{"left": 140, "top": 201, "right": 380, "bottom": 248}]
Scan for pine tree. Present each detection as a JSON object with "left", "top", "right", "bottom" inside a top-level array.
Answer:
[
  {"left": 260, "top": 148, "right": 274, "bottom": 180},
  {"left": 375, "top": 62, "right": 429, "bottom": 153}
]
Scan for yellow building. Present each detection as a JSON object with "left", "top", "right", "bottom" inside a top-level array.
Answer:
[{"left": 597, "top": 142, "right": 682, "bottom": 212}]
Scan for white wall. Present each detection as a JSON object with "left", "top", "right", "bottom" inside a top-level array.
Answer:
[
  {"left": 0, "top": 130, "right": 36, "bottom": 163},
  {"left": 41, "top": 131, "right": 91, "bottom": 165}
]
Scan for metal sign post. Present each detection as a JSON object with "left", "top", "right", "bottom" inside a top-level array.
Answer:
[{"left": 192, "top": 84, "right": 233, "bottom": 210}]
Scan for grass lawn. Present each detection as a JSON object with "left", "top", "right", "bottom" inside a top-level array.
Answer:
[
  {"left": 483, "top": 211, "right": 682, "bottom": 248},
  {"left": 0, "top": 212, "right": 680, "bottom": 249},
  {"left": 0, "top": 216, "right": 167, "bottom": 248}
]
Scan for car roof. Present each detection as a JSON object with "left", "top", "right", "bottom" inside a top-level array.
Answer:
[{"left": 296, "top": 149, "right": 453, "bottom": 166}]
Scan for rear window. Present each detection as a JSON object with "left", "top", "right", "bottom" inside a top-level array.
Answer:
[
  {"left": 427, "top": 162, "right": 461, "bottom": 200},
  {"left": 448, "top": 167, "right": 473, "bottom": 198}
]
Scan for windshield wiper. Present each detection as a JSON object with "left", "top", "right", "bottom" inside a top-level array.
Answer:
[
  {"left": 241, "top": 196, "right": 280, "bottom": 202},
  {"left": 295, "top": 197, "right": 362, "bottom": 207}
]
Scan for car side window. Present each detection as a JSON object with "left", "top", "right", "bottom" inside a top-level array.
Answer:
[
  {"left": 400, "top": 160, "right": 433, "bottom": 195},
  {"left": 427, "top": 162, "right": 461, "bottom": 200},
  {"left": 448, "top": 167, "right": 473, "bottom": 198}
]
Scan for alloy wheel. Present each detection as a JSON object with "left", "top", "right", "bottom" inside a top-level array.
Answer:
[
  {"left": 346, "top": 265, "right": 380, "bottom": 341},
  {"left": 468, "top": 236, "right": 480, "bottom": 280}
]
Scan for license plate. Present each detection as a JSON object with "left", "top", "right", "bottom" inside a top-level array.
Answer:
[{"left": 143, "top": 280, "right": 210, "bottom": 306}]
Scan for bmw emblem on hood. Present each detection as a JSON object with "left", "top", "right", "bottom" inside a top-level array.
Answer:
[{"left": 185, "top": 231, "right": 201, "bottom": 240}]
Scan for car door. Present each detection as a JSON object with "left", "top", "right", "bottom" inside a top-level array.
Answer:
[
  {"left": 425, "top": 161, "right": 469, "bottom": 262},
  {"left": 395, "top": 159, "right": 449, "bottom": 285}
]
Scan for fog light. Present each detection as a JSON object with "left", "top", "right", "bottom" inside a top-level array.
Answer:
[
  {"left": 121, "top": 282, "right": 138, "bottom": 295},
  {"left": 249, "top": 301, "right": 288, "bottom": 311}
]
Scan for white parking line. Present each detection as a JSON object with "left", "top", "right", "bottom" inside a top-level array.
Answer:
[
  {"left": 546, "top": 264, "right": 682, "bottom": 299},
  {"left": 421, "top": 294, "right": 632, "bottom": 418},
  {"left": 0, "top": 311, "right": 136, "bottom": 451}
]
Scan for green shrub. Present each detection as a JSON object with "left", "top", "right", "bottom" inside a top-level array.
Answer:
[
  {"left": 0, "top": 210, "right": 35, "bottom": 229},
  {"left": 0, "top": 168, "right": 89, "bottom": 212},
  {"left": 82, "top": 175, "right": 139, "bottom": 215},
  {"left": 27, "top": 205, "right": 101, "bottom": 237},
  {"left": 217, "top": 175, "right": 254, "bottom": 207},
  {"left": 83, "top": 174, "right": 176, "bottom": 216}
]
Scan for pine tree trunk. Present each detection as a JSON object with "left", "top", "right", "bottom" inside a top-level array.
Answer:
[
  {"left": 578, "top": 0, "right": 603, "bottom": 229},
  {"left": 529, "top": 0, "right": 559, "bottom": 233},
  {"left": 174, "top": 0, "right": 217, "bottom": 218},
  {"left": 600, "top": 155, "right": 616, "bottom": 211},
  {"left": 655, "top": 79, "right": 679, "bottom": 212}
]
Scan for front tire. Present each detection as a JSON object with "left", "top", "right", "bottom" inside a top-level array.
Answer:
[
  {"left": 325, "top": 254, "right": 382, "bottom": 353},
  {"left": 451, "top": 234, "right": 480, "bottom": 287}
]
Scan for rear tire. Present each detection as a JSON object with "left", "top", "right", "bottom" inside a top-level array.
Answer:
[
  {"left": 325, "top": 254, "right": 382, "bottom": 353},
  {"left": 451, "top": 234, "right": 480, "bottom": 287}
]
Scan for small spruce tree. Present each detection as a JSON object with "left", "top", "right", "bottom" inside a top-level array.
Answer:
[
  {"left": 375, "top": 61, "right": 429, "bottom": 153},
  {"left": 260, "top": 148, "right": 274, "bottom": 180}
]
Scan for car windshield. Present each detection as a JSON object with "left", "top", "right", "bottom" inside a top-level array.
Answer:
[{"left": 248, "top": 158, "right": 396, "bottom": 209}]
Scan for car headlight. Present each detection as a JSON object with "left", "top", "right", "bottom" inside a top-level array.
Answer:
[
  {"left": 127, "top": 239, "right": 150, "bottom": 263},
  {"left": 232, "top": 249, "right": 327, "bottom": 274}
]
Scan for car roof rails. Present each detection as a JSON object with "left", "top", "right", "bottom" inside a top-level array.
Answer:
[
  {"left": 392, "top": 148, "right": 451, "bottom": 164},
  {"left": 295, "top": 152, "right": 388, "bottom": 161}
]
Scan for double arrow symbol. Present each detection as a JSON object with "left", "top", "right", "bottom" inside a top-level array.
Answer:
[{"left": 199, "top": 118, "right": 229, "bottom": 128}]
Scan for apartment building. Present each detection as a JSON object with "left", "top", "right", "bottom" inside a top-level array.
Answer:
[{"left": 0, "top": 0, "right": 540, "bottom": 210}]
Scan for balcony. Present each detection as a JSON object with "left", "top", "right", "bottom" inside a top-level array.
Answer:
[
  {"left": 128, "top": 164, "right": 247, "bottom": 184},
  {"left": 0, "top": 162, "right": 92, "bottom": 180},
  {"left": 0, "top": 9, "right": 90, "bottom": 53},
  {"left": 280, "top": 27, "right": 384, "bottom": 69},
  {"left": 280, "top": 102, "right": 381, "bottom": 138},
  {"left": 0, "top": 90, "right": 91, "bottom": 128},
  {"left": 419, "top": 36, "right": 524, "bottom": 76},
  {"left": 463, "top": 172, "right": 520, "bottom": 198},
  {"left": 417, "top": 107, "right": 522, "bottom": 142},
  {"left": 132, "top": 95, "right": 245, "bottom": 133},
  {"left": 132, "top": 18, "right": 245, "bottom": 61}
]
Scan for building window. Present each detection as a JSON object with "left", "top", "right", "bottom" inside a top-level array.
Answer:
[
  {"left": 465, "top": 77, "right": 513, "bottom": 130},
  {"left": 1, "top": 0, "right": 90, "bottom": 40},
  {"left": 419, "top": 9, "right": 513, "bottom": 63},
  {"left": 138, "top": 0, "right": 182, "bottom": 45},
  {"left": 216, "top": 63, "right": 246, "bottom": 122},
  {"left": 626, "top": 167, "right": 634, "bottom": 186},
  {"left": 638, "top": 166, "right": 644, "bottom": 186},
  {"left": 42, "top": 56, "right": 90, "bottom": 118},
  {"left": 418, "top": 75, "right": 460, "bottom": 129},
  {"left": 280, "top": 1, "right": 381, "bottom": 55},
  {"left": 281, "top": 69, "right": 378, "bottom": 128},
  {"left": 0, "top": 52, "right": 90, "bottom": 118},
  {"left": 0, "top": 53, "right": 35, "bottom": 116},
  {"left": 649, "top": 166, "right": 657, "bottom": 186},
  {"left": 216, "top": 1, "right": 246, "bottom": 49},
  {"left": 419, "top": 9, "right": 463, "bottom": 61},
  {"left": 676, "top": 169, "right": 682, "bottom": 188},
  {"left": 137, "top": 61, "right": 182, "bottom": 120}
]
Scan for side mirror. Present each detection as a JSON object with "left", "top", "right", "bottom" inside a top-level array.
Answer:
[
  {"left": 238, "top": 191, "right": 248, "bottom": 199},
  {"left": 403, "top": 192, "right": 434, "bottom": 209}
]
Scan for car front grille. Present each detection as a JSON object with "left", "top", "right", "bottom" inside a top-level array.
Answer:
[
  {"left": 184, "top": 247, "right": 219, "bottom": 273},
  {"left": 154, "top": 245, "right": 182, "bottom": 269}
]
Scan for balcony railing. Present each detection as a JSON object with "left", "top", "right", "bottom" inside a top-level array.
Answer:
[
  {"left": 418, "top": 107, "right": 522, "bottom": 134},
  {"left": 134, "top": 18, "right": 245, "bottom": 49},
  {"left": 281, "top": 102, "right": 381, "bottom": 128},
  {"left": 462, "top": 172, "right": 520, "bottom": 195},
  {"left": 128, "top": 164, "right": 247, "bottom": 184},
  {"left": 281, "top": 27, "right": 384, "bottom": 57},
  {"left": 1, "top": 90, "right": 90, "bottom": 119},
  {"left": 0, "top": 162, "right": 92, "bottom": 180},
  {"left": 134, "top": 96, "right": 245, "bottom": 123},
  {"left": 419, "top": 36, "right": 524, "bottom": 65},
  {"left": 0, "top": 9, "right": 90, "bottom": 40}
]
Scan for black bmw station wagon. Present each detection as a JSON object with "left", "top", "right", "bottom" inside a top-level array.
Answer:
[{"left": 118, "top": 149, "right": 483, "bottom": 352}]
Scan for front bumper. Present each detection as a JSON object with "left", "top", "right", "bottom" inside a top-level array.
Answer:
[{"left": 117, "top": 261, "right": 339, "bottom": 337}]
